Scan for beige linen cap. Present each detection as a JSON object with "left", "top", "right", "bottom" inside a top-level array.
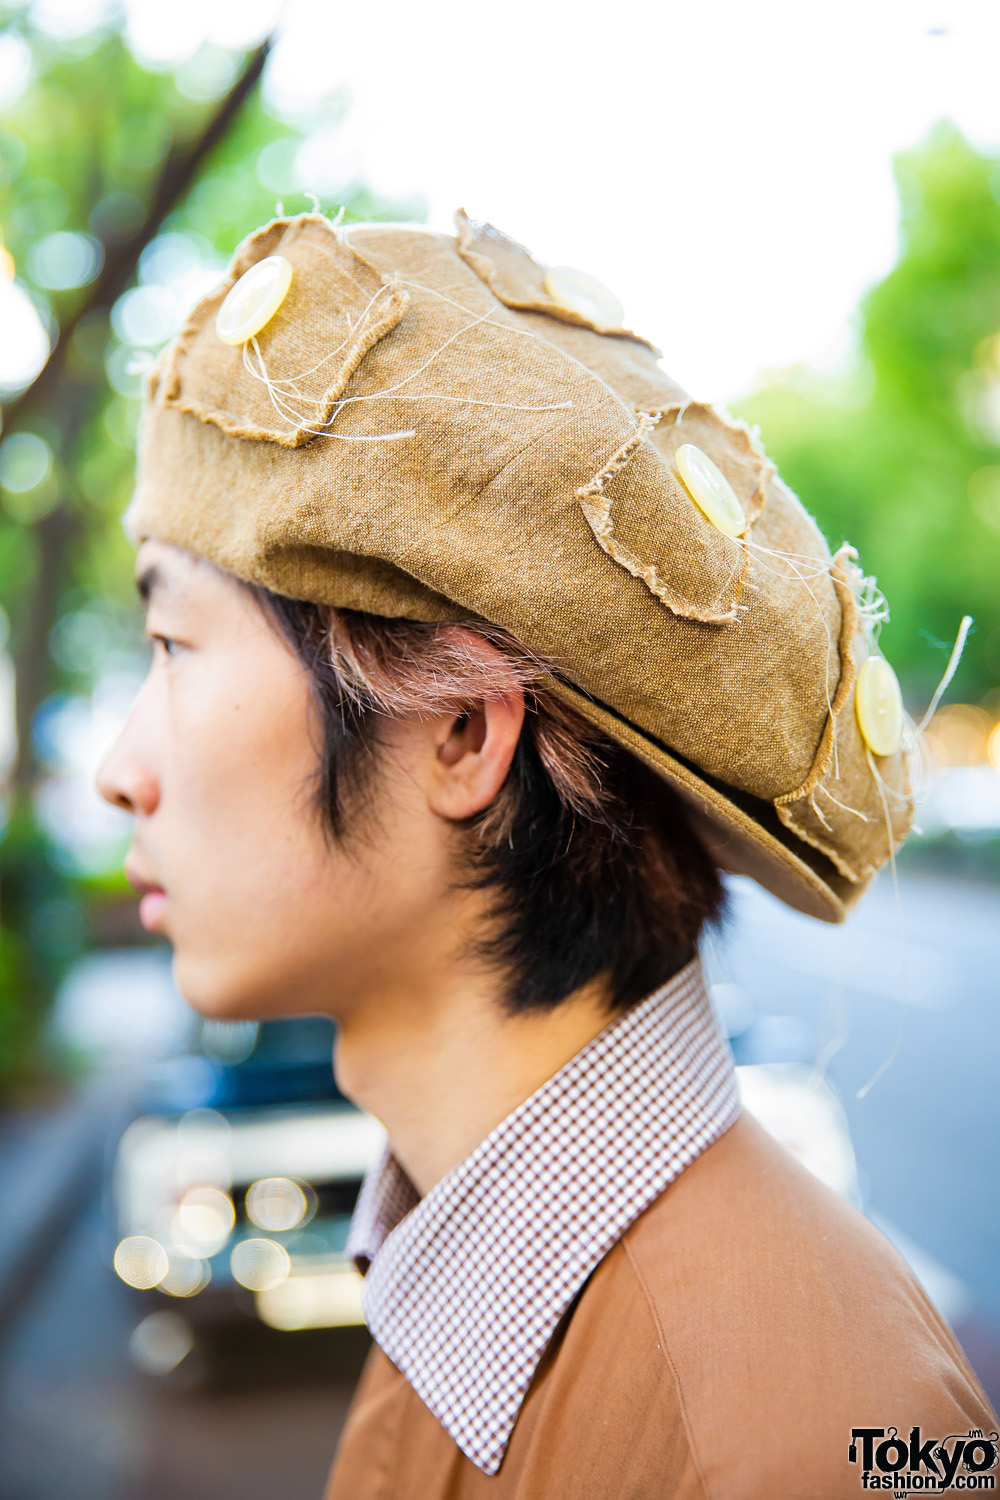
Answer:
[{"left": 127, "top": 209, "right": 916, "bottom": 922}]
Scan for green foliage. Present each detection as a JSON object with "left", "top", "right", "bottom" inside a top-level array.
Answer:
[
  {"left": 734, "top": 122, "right": 1000, "bottom": 708},
  {"left": 0, "top": 799, "right": 83, "bottom": 1095}
]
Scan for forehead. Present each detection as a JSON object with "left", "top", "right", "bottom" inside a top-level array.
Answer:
[{"left": 135, "top": 540, "right": 232, "bottom": 605}]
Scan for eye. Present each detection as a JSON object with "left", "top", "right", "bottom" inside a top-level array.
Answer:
[{"left": 149, "top": 633, "right": 181, "bottom": 658}]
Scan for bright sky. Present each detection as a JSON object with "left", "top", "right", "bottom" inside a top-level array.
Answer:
[{"left": 4, "top": 0, "right": 1000, "bottom": 399}]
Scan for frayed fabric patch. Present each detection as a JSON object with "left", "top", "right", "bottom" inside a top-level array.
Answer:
[
  {"left": 576, "top": 408, "right": 756, "bottom": 624},
  {"left": 660, "top": 401, "right": 776, "bottom": 527},
  {"left": 159, "top": 214, "right": 410, "bottom": 448},
  {"left": 455, "top": 209, "right": 660, "bottom": 354},
  {"left": 774, "top": 547, "right": 915, "bottom": 881}
]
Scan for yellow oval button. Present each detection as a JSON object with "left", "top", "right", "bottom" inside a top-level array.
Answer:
[
  {"left": 675, "top": 444, "right": 747, "bottom": 538},
  {"left": 215, "top": 255, "right": 293, "bottom": 345},
  {"left": 542, "top": 264, "right": 624, "bottom": 333},
  {"left": 855, "top": 655, "right": 904, "bottom": 757}
]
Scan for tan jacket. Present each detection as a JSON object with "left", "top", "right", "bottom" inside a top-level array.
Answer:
[{"left": 325, "top": 1115, "right": 995, "bottom": 1499}]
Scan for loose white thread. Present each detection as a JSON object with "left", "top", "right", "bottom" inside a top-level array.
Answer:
[
  {"left": 246, "top": 277, "right": 545, "bottom": 402},
  {"left": 809, "top": 793, "right": 834, "bottom": 832},
  {"left": 239, "top": 290, "right": 575, "bottom": 443},
  {"left": 244, "top": 281, "right": 399, "bottom": 393},
  {"left": 245, "top": 334, "right": 569, "bottom": 435},
  {"left": 243, "top": 336, "right": 414, "bottom": 442},
  {"left": 396, "top": 279, "right": 542, "bottom": 340},
  {"left": 816, "top": 784, "right": 871, "bottom": 823},
  {"left": 917, "top": 615, "right": 974, "bottom": 732}
]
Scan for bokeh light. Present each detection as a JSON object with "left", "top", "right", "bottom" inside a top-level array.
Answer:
[
  {"left": 0, "top": 432, "right": 53, "bottom": 493},
  {"left": 245, "top": 1176, "right": 316, "bottom": 1233},
  {"left": 26, "top": 231, "right": 104, "bottom": 291},
  {"left": 110, "top": 286, "right": 178, "bottom": 348},
  {"left": 114, "top": 1235, "right": 169, "bottom": 1290},
  {"left": 128, "top": 1310, "right": 195, "bottom": 1375},
  {"left": 0, "top": 282, "right": 50, "bottom": 389},
  {"left": 987, "top": 721, "right": 1000, "bottom": 770},
  {"left": 923, "top": 703, "right": 993, "bottom": 767},
  {"left": 229, "top": 1238, "right": 291, "bottom": 1292},
  {"left": 0, "top": 34, "right": 32, "bottom": 108},
  {"left": 159, "top": 1253, "right": 210, "bottom": 1298},
  {"left": 171, "top": 1185, "right": 235, "bottom": 1257},
  {"left": 255, "top": 1267, "right": 366, "bottom": 1332},
  {"left": 31, "top": 0, "right": 119, "bottom": 41},
  {"left": 200, "top": 1018, "right": 259, "bottom": 1065}
]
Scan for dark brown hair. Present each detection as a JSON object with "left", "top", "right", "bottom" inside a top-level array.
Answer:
[{"left": 248, "top": 586, "right": 727, "bottom": 1018}]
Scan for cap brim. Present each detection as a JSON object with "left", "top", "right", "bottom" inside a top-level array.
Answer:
[{"left": 549, "top": 682, "right": 859, "bottom": 924}]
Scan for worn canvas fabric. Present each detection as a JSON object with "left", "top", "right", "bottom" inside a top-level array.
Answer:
[
  {"left": 127, "top": 209, "right": 916, "bottom": 921},
  {"left": 323, "top": 1115, "right": 996, "bottom": 1500}
]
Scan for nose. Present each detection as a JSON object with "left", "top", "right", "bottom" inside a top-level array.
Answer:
[{"left": 96, "top": 694, "right": 160, "bottom": 817}]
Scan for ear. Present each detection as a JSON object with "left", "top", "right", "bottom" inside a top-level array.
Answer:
[{"left": 427, "top": 688, "right": 526, "bottom": 821}]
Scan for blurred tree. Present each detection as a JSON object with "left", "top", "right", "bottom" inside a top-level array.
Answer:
[
  {"left": 0, "top": 2, "right": 419, "bottom": 1095},
  {"left": 734, "top": 122, "right": 1000, "bottom": 710}
]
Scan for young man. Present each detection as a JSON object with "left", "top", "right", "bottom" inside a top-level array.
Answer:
[{"left": 98, "top": 209, "right": 996, "bottom": 1497}]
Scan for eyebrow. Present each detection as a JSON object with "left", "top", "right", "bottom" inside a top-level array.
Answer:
[{"left": 136, "top": 562, "right": 168, "bottom": 606}]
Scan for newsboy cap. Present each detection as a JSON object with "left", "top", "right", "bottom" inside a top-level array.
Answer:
[{"left": 126, "top": 208, "right": 916, "bottom": 922}]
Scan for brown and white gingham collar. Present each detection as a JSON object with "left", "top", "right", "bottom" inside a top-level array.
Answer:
[{"left": 345, "top": 955, "right": 740, "bottom": 1476}]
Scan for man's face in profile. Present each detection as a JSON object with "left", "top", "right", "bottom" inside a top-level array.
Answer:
[{"left": 96, "top": 540, "right": 462, "bottom": 1026}]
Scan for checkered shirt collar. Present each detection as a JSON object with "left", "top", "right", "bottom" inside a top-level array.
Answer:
[{"left": 345, "top": 955, "right": 740, "bottom": 1476}]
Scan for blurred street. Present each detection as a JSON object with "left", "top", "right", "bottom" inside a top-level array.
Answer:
[
  {"left": 0, "top": 1078, "right": 370, "bottom": 1500},
  {"left": 710, "top": 865, "right": 1000, "bottom": 1341},
  {"left": 0, "top": 863, "right": 997, "bottom": 1500}
]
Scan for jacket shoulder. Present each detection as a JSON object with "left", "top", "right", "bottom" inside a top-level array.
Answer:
[{"left": 621, "top": 1112, "right": 995, "bottom": 1499}]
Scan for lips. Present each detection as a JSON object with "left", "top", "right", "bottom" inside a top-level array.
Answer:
[
  {"left": 137, "top": 891, "right": 167, "bottom": 931},
  {"left": 125, "top": 862, "right": 167, "bottom": 932},
  {"left": 125, "top": 861, "right": 163, "bottom": 896}
]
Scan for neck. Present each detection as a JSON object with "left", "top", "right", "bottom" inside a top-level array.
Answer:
[{"left": 333, "top": 969, "right": 618, "bottom": 1198}]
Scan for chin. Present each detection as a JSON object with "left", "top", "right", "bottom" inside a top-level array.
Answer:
[{"left": 170, "top": 950, "right": 288, "bottom": 1023}]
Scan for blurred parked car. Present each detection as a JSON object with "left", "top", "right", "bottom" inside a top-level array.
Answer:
[{"left": 111, "top": 1015, "right": 385, "bottom": 1373}]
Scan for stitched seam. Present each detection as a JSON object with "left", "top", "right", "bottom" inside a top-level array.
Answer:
[{"left": 621, "top": 1236, "right": 712, "bottom": 1500}]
